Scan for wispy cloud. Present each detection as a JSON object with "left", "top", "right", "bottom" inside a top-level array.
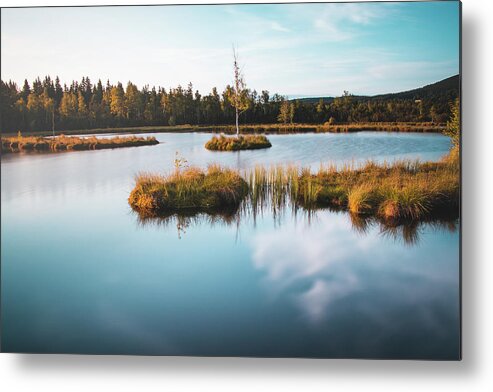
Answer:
[
  {"left": 225, "top": 6, "right": 291, "bottom": 35},
  {"left": 270, "top": 21, "right": 290, "bottom": 33},
  {"left": 311, "top": 3, "right": 393, "bottom": 41}
]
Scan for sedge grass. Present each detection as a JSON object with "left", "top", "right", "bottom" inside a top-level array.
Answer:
[
  {"left": 205, "top": 134, "right": 272, "bottom": 151},
  {"left": 244, "top": 152, "right": 458, "bottom": 223},
  {"left": 128, "top": 165, "right": 249, "bottom": 216},
  {"left": 1, "top": 134, "right": 158, "bottom": 154},
  {"left": 129, "top": 151, "right": 459, "bottom": 223}
]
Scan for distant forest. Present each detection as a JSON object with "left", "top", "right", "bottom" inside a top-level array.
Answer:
[{"left": 0, "top": 75, "right": 459, "bottom": 133}]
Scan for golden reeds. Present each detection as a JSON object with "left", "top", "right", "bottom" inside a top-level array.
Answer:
[
  {"left": 205, "top": 134, "right": 272, "bottom": 151},
  {"left": 1, "top": 134, "right": 159, "bottom": 154},
  {"left": 128, "top": 166, "right": 249, "bottom": 216},
  {"left": 129, "top": 151, "right": 459, "bottom": 224}
]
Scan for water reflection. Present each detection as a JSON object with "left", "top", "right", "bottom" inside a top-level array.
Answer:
[
  {"left": 1, "top": 132, "right": 459, "bottom": 358},
  {"left": 248, "top": 211, "right": 459, "bottom": 339},
  {"left": 135, "top": 208, "right": 240, "bottom": 239},
  {"left": 134, "top": 199, "right": 458, "bottom": 246},
  {"left": 133, "top": 203, "right": 458, "bottom": 331},
  {"left": 349, "top": 213, "right": 459, "bottom": 246},
  {"left": 379, "top": 218, "right": 459, "bottom": 246}
]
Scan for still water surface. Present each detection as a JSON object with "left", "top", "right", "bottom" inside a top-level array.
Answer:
[{"left": 1, "top": 132, "right": 459, "bottom": 358}]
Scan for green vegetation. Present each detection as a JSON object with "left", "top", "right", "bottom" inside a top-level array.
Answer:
[
  {"left": 444, "top": 98, "right": 460, "bottom": 148},
  {"left": 277, "top": 100, "right": 295, "bottom": 124},
  {"left": 130, "top": 152, "right": 459, "bottom": 224},
  {"left": 246, "top": 155, "right": 459, "bottom": 223},
  {"left": 205, "top": 134, "right": 272, "bottom": 151},
  {"left": 227, "top": 48, "right": 250, "bottom": 136},
  {"left": 0, "top": 74, "right": 458, "bottom": 134},
  {"left": 128, "top": 165, "right": 249, "bottom": 216},
  {"left": 1, "top": 134, "right": 158, "bottom": 153}
]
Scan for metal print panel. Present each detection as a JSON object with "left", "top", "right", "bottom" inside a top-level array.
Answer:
[{"left": 0, "top": 1, "right": 461, "bottom": 359}]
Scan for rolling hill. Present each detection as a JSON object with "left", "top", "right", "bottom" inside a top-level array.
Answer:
[{"left": 295, "top": 74, "right": 460, "bottom": 104}]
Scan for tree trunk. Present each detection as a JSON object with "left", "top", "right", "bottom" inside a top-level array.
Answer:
[
  {"left": 52, "top": 108, "right": 55, "bottom": 137},
  {"left": 235, "top": 107, "right": 239, "bottom": 136}
]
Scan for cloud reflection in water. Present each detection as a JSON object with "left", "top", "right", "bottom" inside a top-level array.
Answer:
[{"left": 250, "top": 212, "right": 458, "bottom": 329}]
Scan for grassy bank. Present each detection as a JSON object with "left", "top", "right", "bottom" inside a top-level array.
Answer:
[
  {"left": 1, "top": 134, "right": 159, "bottom": 154},
  {"left": 205, "top": 134, "right": 272, "bottom": 151},
  {"left": 2, "top": 122, "right": 445, "bottom": 137},
  {"left": 128, "top": 165, "right": 249, "bottom": 216},
  {"left": 129, "top": 151, "right": 459, "bottom": 223},
  {"left": 202, "top": 122, "right": 444, "bottom": 135},
  {"left": 315, "top": 121, "right": 445, "bottom": 133},
  {"left": 247, "top": 152, "right": 459, "bottom": 223}
]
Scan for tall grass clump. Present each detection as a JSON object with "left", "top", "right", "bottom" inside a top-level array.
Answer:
[
  {"left": 378, "top": 185, "right": 432, "bottom": 221},
  {"left": 205, "top": 134, "right": 272, "bottom": 151},
  {"left": 128, "top": 165, "right": 249, "bottom": 216},
  {"left": 347, "top": 184, "right": 382, "bottom": 215},
  {"left": 295, "top": 154, "right": 459, "bottom": 222}
]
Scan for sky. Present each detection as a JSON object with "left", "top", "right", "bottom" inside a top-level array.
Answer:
[{"left": 1, "top": 1, "right": 460, "bottom": 97}]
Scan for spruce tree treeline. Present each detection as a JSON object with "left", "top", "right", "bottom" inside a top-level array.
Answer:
[{"left": 0, "top": 76, "right": 457, "bottom": 133}]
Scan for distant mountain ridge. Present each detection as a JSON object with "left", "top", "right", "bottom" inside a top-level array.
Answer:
[{"left": 294, "top": 74, "right": 460, "bottom": 104}]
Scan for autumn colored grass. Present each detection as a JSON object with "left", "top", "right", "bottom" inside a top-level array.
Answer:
[
  {"left": 129, "top": 151, "right": 458, "bottom": 223},
  {"left": 315, "top": 121, "right": 445, "bottom": 133},
  {"left": 246, "top": 153, "right": 459, "bottom": 223},
  {"left": 1, "top": 134, "right": 159, "bottom": 154},
  {"left": 128, "top": 165, "right": 249, "bottom": 216},
  {"left": 205, "top": 134, "right": 272, "bottom": 151},
  {"left": 2, "top": 122, "right": 445, "bottom": 138}
]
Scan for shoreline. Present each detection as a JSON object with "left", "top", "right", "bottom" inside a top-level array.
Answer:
[{"left": 1, "top": 122, "right": 446, "bottom": 138}]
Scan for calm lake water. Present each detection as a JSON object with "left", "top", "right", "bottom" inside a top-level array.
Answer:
[{"left": 1, "top": 132, "right": 460, "bottom": 358}]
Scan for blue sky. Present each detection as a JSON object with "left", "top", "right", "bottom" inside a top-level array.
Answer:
[{"left": 1, "top": 1, "right": 460, "bottom": 97}]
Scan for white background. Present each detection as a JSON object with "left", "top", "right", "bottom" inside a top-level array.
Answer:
[{"left": 0, "top": 0, "right": 491, "bottom": 391}]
